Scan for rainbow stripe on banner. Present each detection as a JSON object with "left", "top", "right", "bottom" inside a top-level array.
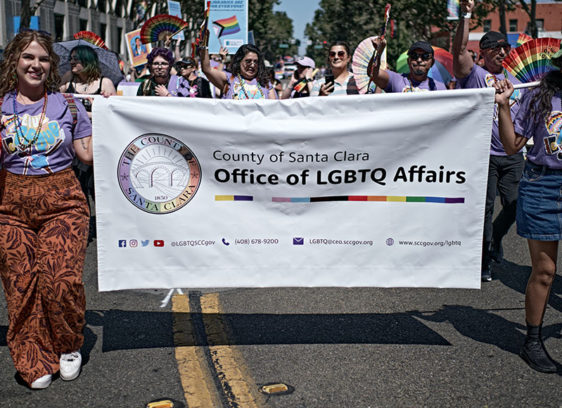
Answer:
[
  {"left": 215, "top": 195, "right": 465, "bottom": 203},
  {"left": 215, "top": 195, "right": 253, "bottom": 201},
  {"left": 213, "top": 15, "right": 241, "bottom": 37}
]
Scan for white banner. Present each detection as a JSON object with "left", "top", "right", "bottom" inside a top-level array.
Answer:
[{"left": 93, "top": 89, "right": 495, "bottom": 291}]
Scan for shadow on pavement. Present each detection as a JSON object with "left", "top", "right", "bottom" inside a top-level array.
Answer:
[{"left": 494, "top": 260, "right": 562, "bottom": 314}]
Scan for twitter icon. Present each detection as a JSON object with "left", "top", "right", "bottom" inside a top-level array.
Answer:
[{"left": 141, "top": 240, "right": 150, "bottom": 247}]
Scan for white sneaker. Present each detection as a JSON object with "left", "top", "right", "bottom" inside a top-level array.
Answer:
[
  {"left": 60, "top": 351, "right": 82, "bottom": 381},
  {"left": 31, "top": 374, "right": 52, "bottom": 389}
]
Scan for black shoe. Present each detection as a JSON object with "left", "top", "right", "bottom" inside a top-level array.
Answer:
[
  {"left": 481, "top": 266, "right": 492, "bottom": 282},
  {"left": 491, "top": 240, "right": 504, "bottom": 263},
  {"left": 520, "top": 339, "right": 557, "bottom": 373}
]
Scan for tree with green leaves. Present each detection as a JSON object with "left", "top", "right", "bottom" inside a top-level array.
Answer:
[
  {"left": 304, "top": 0, "right": 503, "bottom": 69},
  {"left": 19, "top": 0, "right": 46, "bottom": 31},
  {"left": 248, "top": 0, "right": 296, "bottom": 62}
]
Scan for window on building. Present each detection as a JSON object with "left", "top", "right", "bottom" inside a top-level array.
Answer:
[
  {"left": 509, "top": 19, "right": 517, "bottom": 32},
  {"left": 100, "top": 23, "right": 107, "bottom": 41},
  {"left": 98, "top": 0, "right": 106, "bottom": 13},
  {"left": 77, "top": 0, "right": 88, "bottom": 7},
  {"left": 54, "top": 14, "right": 65, "bottom": 42},
  {"left": 116, "top": 27, "right": 123, "bottom": 54},
  {"left": 483, "top": 20, "right": 491, "bottom": 32},
  {"left": 536, "top": 19, "right": 544, "bottom": 31},
  {"left": 80, "top": 19, "right": 88, "bottom": 31},
  {"left": 115, "top": 0, "right": 123, "bottom": 18}
]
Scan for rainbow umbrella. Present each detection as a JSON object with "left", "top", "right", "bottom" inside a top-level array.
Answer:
[{"left": 396, "top": 46, "right": 454, "bottom": 85}]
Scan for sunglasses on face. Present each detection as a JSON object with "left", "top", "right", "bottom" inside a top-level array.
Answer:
[
  {"left": 180, "top": 64, "right": 195, "bottom": 69},
  {"left": 408, "top": 52, "right": 432, "bottom": 61},
  {"left": 329, "top": 51, "right": 346, "bottom": 58},
  {"left": 489, "top": 45, "right": 511, "bottom": 53},
  {"left": 242, "top": 59, "right": 258, "bottom": 67}
]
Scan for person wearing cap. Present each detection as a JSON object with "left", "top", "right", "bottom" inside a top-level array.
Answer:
[
  {"left": 176, "top": 57, "right": 212, "bottom": 98},
  {"left": 281, "top": 56, "right": 317, "bottom": 99},
  {"left": 368, "top": 38, "right": 447, "bottom": 92},
  {"left": 493, "top": 50, "right": 562, "bottom": 373},
  {"left": 453, "top": 0, "right": 525, "bottom": 282}
]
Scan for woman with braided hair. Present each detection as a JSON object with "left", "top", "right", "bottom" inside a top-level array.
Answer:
[
  {"left": 495, "top": 50, "right": 562, "bottom": 373},
  {"left": 0, "top": 30, "right": 91, "bottom": 389}
]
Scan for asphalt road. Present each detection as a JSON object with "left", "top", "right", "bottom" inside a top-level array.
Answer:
[{"left": 1, "top": 214, "right": 561, "bottom": 407}]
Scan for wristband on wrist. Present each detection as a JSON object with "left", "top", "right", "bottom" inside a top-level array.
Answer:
[{"left": 461, "top": 12, "right": 471, "bottom": 19}]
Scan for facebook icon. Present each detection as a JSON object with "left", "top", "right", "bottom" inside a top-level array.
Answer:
[{"left": 118, "top": 240, "right": 127, "bottom": 248}]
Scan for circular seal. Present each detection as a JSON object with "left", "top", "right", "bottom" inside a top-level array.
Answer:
[{"left": 117, "top": 133, "right": 201, "bottom": 214}]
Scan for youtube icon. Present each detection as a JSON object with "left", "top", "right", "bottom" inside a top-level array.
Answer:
[{"left": 153, "top": 240, "right": 164, "bottom": 247}]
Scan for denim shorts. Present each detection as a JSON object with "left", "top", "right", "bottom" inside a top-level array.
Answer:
[{"left": 516, "top": 161, "right": 562, "bottom": 241}]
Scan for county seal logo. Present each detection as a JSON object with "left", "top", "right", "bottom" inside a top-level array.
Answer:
[{"left": 117, "top": 133, "right": 201, "bottom": 214}]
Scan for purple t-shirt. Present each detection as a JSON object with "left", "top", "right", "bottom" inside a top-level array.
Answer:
[
  {"left": 167, "top": 74, "right": 180, "bottom": 96},
  {"left": 1, "top": 92, "right": 91, "bottom": 175},
  {"left": 514, "top": 89, "right": 562, "bottom": 169},
  {"left": 223, "top": 72, "right": 271, "bottom": 100},
  {"left": 385, "top": 70, "right": 447, "bottom": 93},
  {"left": 457, "top": 64, "right": 523, "bottom": 156}
]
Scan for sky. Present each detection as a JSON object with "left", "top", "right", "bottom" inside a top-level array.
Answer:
[{"left": 274, "top": 0, "right": 321, "bottom": 56}]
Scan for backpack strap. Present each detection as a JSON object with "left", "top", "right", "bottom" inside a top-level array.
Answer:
[
  {"left": 428, "top": 77, "right": 436, "bottom": 91},
  {"left": 62, "top": 93, "right": 78, "bottom": 134}
]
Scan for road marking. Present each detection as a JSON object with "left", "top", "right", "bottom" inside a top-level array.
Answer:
[
  {"left": 172, "top": 294, "right": 221, "bottom": 408},
  {"left": 201, "top": 293, "right": 266, "bottom": 408}
]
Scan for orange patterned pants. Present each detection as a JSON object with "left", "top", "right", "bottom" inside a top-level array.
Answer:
[{"left": 0, "top": 168, "right": 89, "bottom": 385}]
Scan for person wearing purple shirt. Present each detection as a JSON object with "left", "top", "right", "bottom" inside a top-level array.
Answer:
[
  {"left": 0, "top": 30, "right": 92, "bottom": 389},
  {"left": 368, "top": 38, "right": 446, "bottom": 93},
  {"left": 137, "top": 47, "right": 179, "bottom": 97},
  {"left": 199, "top": 44, "right": 276, "bottom": 100},
  {"left": 494, "top": 51, "right": 562, "bottom": 374},
  {"left": 453, "top": 0, "right": 525, "bottom": 282}
]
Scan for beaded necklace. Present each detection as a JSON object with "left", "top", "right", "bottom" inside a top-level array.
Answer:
[
  {"left": 237, "top": 74, "right": 264, "bottom": 99},
  {"left": 12, "top": 90, "right": 48, "bottom": 151}
]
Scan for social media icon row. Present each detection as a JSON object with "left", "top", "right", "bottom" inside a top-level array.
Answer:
[{"left": 118, "top": 240, "right": 164, "bottom": 248}]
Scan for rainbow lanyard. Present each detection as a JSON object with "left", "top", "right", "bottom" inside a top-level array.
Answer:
[
  {"left": 237, "top": 74, "right": 264, "bottom": 99},
  {"left": 12, "top": 90, "right": 48, "bottom": 151}
]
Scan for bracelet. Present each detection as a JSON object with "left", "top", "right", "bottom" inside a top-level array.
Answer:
[{"left": 461, "top": 12, "right": 471, "bottom": 19}]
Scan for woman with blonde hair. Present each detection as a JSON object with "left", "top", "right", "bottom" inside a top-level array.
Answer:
[{"left": 0, "top": 30, "right": 92, "bottom": 389}]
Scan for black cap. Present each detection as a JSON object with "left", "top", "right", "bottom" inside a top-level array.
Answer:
[
  {"left": 180, "top": 57, "right": 196, "bottom": 66},
  {"left": 480, "top": 31, "right": 510, "bottom": 50},
  {"left": 408, "top": 41, "right": 434, "bottom": 56}
]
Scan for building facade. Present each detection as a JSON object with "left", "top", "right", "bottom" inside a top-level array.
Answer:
[
  {"left": 0, "top": 0, "right": 137, "bottom": 58},
  {"left": 467, "top": 1, "right": 561, "bottom": 50}
]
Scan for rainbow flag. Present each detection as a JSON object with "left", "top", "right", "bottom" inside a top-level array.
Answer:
[
  {"left": 293, "top": 79, "right": 308, "bottom": 93},
  {"left": 212, "top": 15, "right": 240, "bottom": 37},
  {"left": 447, "top": 0, "right": 460, "bottom": 20}
]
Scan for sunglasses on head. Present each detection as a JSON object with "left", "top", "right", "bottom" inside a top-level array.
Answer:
[
  {"left": 329, "top": 51, "right": 346, "bottom": 58},
  {"left": 408, "top": 52, "right": 432, "bottom": 61}
]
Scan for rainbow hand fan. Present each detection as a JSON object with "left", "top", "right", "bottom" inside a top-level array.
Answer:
[
  {"left": 503, "top": 37, "right": 561, "bottom": 83},
  {"left": 140, "top": 14, "right": 188, "bottom": 44},
  {"left": 516, "top": 33, "right": 533, "bottom": 47},
  {"left": 73, "top": 31, "right": 107, "bottom": 49},
  {"left": 352, "top": 36, "right": 387, "bottom": 94}
]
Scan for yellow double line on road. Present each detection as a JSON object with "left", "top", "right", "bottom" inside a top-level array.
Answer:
[{"left": 172, "top": 293, "right": 266, "bottom": 408}]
